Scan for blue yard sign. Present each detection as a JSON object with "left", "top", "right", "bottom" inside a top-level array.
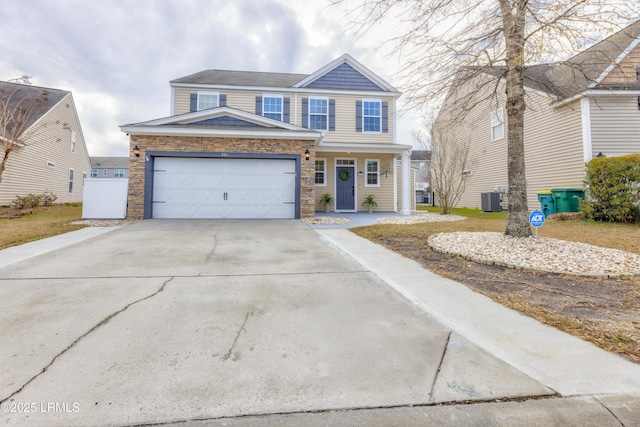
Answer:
[{"left": 529, "top": 210, "right": 545, "bottom": 237}]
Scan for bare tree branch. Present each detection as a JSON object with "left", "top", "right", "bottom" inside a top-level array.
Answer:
[
  {"left": 331, "top": 0, "right": 636, "bottom": 236},
  {"left": 0, "top": 86, "right": 51, "bottom": 184}
]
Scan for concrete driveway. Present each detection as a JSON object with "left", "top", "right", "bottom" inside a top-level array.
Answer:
[{"left": 0, "top": 220, "right": 638, "bottom": 426}]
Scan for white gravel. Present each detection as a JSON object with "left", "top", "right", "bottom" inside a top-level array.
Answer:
[
  {"left": 377, "top": 212, "right": 466, "bottom": 224},
  {"left": 428, "top": 231, "right": 640, "bottom": 278},
  {"left": 301, "top": 217, "right": 352, "bottom": 225}
]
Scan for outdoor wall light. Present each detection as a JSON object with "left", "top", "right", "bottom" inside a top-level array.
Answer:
[
  {"left": 358, "top": 171, "right": 364, "bottom": 176},
  {"left": 133, "top": 145, "right": 141, "bottom": 158},
  {"left": 305, "top": 149, "right": 310, "bottom": 161}
]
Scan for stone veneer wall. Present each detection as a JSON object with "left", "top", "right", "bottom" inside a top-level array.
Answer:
[{"left": 127, "top": 135, "right": 315, "bottom": 219}]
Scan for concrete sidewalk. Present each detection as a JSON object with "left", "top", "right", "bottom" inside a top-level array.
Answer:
[
  {"left": 0, "top": 227, "right": 119, "bottom": 269},
  {"left": 317, "top": 229, "right": 640, "bottom": 396}
]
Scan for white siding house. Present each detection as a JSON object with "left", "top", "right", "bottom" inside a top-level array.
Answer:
[
  {"left": 434, "top": 20, "right": 640, "bottom": 210},
  {"left": 0, "top": 82, "right": 91, "bottom": 206}
]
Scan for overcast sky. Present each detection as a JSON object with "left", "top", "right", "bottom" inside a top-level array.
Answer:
[{"left": 0, "top": 0, "right": 421, "bottom": 157}]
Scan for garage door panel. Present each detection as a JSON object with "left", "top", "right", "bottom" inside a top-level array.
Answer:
[
  {"left": 190, "top": 189, "right": 224, "bottom": 203},
  {"left": 152, "top": 157, "right": 296, "bottom": 219},
  {"left": 264, "top": 175, "right": 296, "bottom": 188}
]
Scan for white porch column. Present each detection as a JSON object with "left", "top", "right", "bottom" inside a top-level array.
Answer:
[{"left": 401, "top": 150, "right": 411, "bottom": 215}]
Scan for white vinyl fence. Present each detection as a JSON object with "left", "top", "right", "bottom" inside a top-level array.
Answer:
[{"left": 82, "top": 179, "right": 128, "bottom": 219}]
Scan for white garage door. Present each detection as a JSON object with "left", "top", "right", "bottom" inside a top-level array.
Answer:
[{"left": 152, "top": 157, "right": 296, "bottom": 219}]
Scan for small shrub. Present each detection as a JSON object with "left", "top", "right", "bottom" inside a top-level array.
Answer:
[
  {"left": 582, "top": 154, "right": 640, "bottom": 223},
  {"left": 11, "top": 191, "right": 58, "bottom": 210},
  {"left": 40, "top": 191, "right": 58, "bottom": 206}
]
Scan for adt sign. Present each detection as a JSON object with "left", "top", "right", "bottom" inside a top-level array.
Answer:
[{"left": 529, "top": 210, "right": 545, "bottom": 228}]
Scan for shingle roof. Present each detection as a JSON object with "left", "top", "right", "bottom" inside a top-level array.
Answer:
[
  {"left": 90, "top": 157, "right": 129, "bottom": 168},
  {"left": 171, "top": 70, "right": 308, "bottom": 87},
  {"left": 528, "top": 20, "right": 640, "bottom": 99},
  {"left": 0, "top": 81, "right": 68, "bottom": 135},
  {"left": 170, "top": 54, "right": 398, "bottom": 93},
  {"left": 411, "top": 150, "right": 431, "bottom": 161},
  {"left": 478, "top": 20, "right": 640, "bottom": 100}
]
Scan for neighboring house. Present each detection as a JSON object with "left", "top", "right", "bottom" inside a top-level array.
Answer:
[
  {"left": 121, "top": 54, "right": 413, "bottom": 219},
  {"left": 411, "top": 150, "right": 431, "bottom": 203},
  {"left": 434, "top": 20, "right": 640, "bottom": 210},
  {"left": 0, "top": 81, "right": 91, "bottom": 206},
  {"left": 90, "top": 157, "right": 129, "bottom": 179}
]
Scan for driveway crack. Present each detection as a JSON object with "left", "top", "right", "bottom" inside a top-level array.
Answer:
[
  {"left": 428, "top": 330, "right": 451, "bottom": 401},
  {"left": 0, "top": 277, "right": 175, "bottom": 403},
  {"left": 222, "top": 311, "right": 251, "bottom": 362},
  {"left": 205, "top": 231, "right": 219, "bottom": 263},
  {"left": 593, "top": 396, "right": 626, "bottom": 426}
]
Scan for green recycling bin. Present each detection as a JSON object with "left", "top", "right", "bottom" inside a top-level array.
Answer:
[
  {"left": 537, "top": 190, "right": 555, "bottom": 217},
  {"left": 551, "top": 188, "right": 585, "bottom": 213}
]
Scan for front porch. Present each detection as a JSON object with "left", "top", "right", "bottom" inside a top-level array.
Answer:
[{"left": 313, "top": 142, "right": 412, "bottom": 215}]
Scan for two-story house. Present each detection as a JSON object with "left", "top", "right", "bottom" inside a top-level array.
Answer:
[
  {"left": 90, "top": 157, "right": 129, "bottom": 179},
  {"left": 121, "top": 54, "right": 412, "bottom": 219},
  {"left": 0, "top": 81, "right": 91, "bottom": 206},
  {"left": 433, "top": 20, "right": 640, "bottom": 211}
]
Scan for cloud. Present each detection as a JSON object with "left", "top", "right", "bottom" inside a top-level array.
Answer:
[{"left": 0, "top": 0, "right": 423, "bottom": 155}]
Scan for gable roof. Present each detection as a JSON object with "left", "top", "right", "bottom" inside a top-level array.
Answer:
[
  {"left": 90, "top": 157, "right": 129, "bottom": 168},
  {"left": 476, "top": 20, "right": 640, "bottom": 101},
  {"left": 121, "top": 106, "right": 323, "bottom": 141},
  {"left": 526, "top": 20, "right": 640, "bottom": 100},
  {"left": 532, "top": 20, "right": 640, "bottom": 100},
  {"left": 0, "top": 81, "right": 69, "bottom": 137},
  {"left": 170, "top": 54, "right": 399, "bottom": 94}
]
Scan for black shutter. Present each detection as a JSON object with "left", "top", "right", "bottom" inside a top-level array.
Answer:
[
  {"left": 329, "top": 99, "right": 335, "bottom": 131},
  {"left": 302, "top": 98, "right": 309, "bottom": 128},
  {"left": 219, "top": 94, "right": 226, "bottom": 107},
  {"left": 190, "top": 93, "right": 197, "bottom": 112},
  {"left": 255, "top": 96, "right": 262, "bottom": 115},
  {"left": 355, "top": 100, "right": 362, "bottom": 132},
  {"left": 382, "top": 102, "right": 389, "bottom": 133},
  {"left": 283, "top": 97, "right": 290, "bottom": 123}
]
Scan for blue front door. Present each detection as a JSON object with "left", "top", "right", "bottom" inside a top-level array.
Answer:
[{"left": 336, "top": 166, "right": 355, "bottom": 210}]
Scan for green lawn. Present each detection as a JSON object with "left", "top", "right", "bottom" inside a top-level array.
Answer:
[{"left": 0, "top": 204, "right": 86, "bottom": 250}]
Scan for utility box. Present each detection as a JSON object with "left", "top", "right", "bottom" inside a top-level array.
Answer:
[
  {"left": 537, "top": 190, "right": 555, "bottom": 217},
  {"left": 551, "top": 188, "right": 585, "bottom": 213},
  {"left": 481, "top": 192, "right": 502, "bottom": 212}
]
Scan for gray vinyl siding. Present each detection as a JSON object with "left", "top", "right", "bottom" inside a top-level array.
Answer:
[
  {"left": 313, "top": 153, "right": 396, "bottom": 212},
  {"left": 0, "top": 94, "right": 91, "bottom": 206},
  {"left": 589, "top": 96, "right": 640, "bottom": 157},
  {"left": 93, "top": 168, "right": 129, "bottom": 179},
  {"left": 437, "top": 77, "right": 585, "bottom": 210}
]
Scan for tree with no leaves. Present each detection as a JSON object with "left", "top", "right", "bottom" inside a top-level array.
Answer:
[
  {"left": 331, "top": 0, "right": 636, "bottom": 237},
  {"left": 0, "top": 84, "right": 50, "bottom": 184},
  {"left": 414, "top": 126, "right": 472, "bottom": 215}
]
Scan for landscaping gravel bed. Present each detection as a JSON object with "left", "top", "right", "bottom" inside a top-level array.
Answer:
[
  {"left": 377, "top": 212, "right": 466, "bottom": 224},
  {"left": 301, "top": 217, "right": 352, "bottom": 225},
  {"left": 428, "top": 231, "right": 640, "bottom": 277}
]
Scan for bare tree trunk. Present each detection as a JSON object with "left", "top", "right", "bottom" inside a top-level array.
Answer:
[
  {"left": 0, "top": 148, "right": 11, "bottom": 184},
  {"left": 500, "top": 0, "right": 532, "bottom": 237}
]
